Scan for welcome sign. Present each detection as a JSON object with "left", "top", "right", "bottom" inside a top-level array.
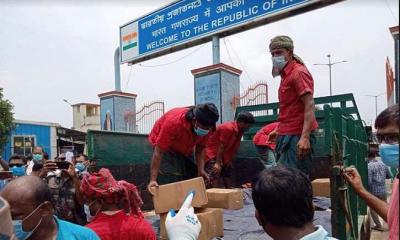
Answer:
[{"left": 120, "top": 0, "right": 342, "bottom": 64}]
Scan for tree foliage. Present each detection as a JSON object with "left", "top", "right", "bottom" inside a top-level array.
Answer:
[{"left": 0, "top": 89, "right": 14, "bottom": 153}]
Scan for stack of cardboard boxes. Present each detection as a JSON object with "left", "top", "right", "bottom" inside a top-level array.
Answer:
[
  {"left": 151, "top": 177, "right": 244, "bottom": 240},
  {"left": 311, "top": 178, "right": 331, "bottom": 197}
]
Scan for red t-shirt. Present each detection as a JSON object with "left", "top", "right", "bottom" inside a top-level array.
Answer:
[
  {"left": 278, "top": 60, "right": 318, "bottom": 135},
  {"left": 205, "top": 121, "right": 243, "bottom": 165},
  {"left": 148, "top": 107, "right": 209, "bottom": 156},
  {"left": 388, "top": 178, "right": 399, "bottom": 240},
  {"left": 86, "top": 211, "right": 156, "bottom": 240},
  {"left": 253, "top": 122, "right": 279, "bottom": 149}
]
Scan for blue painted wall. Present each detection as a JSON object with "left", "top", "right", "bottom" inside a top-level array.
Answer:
[{"left": 2, "top": 123, "right": 52, "bottom": 161}]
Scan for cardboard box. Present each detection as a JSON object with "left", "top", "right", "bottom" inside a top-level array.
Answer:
[
  {"left": 151, "top": 177, "right": 208, "bottom": 214},
  {"left": 203, "top": 188, "right": 243, "bottom": 210},
  {"left": 312, "top": 178, "right": 330, "bottom": 197},
  {"left": 160, "top": 208, "right": 224, "bottom": 240}
]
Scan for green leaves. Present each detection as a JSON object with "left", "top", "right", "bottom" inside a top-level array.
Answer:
[{"left": 0, "top": 89, "right": 15, "bottom": 153}]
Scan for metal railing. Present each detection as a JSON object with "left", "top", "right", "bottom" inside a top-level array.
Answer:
[
  {"left": 135, "top": 101, "right": 165, "bottom": 134},
  {"left": 231, "top": 81, "right": 268, "bottom": 116}
]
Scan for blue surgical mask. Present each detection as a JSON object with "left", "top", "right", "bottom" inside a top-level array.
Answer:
[
  {"left": 379, "top": 143, "right": 399, "bottom": 168},
  {"left": 272, "top": 55, "right": 288, "bottom": 77},
  {"left": 32, "top": 154, "right": 43, "bottom": 163},
  {"left": 12, "top": 203, "right": 43, "bottom": 240},
  {"left": 194, "top": 127, "right": 209, "bottom": 136},
  {"left": 11, "top": 166, "right": 26, "bottom": 177},
  {"left": 13, "top": 219, "right": 34, "bottom": 240},
  {"left": 75, "top": 163, "right": 86, "bottom": 172}
]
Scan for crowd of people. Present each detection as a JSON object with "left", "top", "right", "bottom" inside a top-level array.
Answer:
[
  {"left": 0, "top": 151, "right": 158, "bottom": 240},
  {"left": 0, "top": 35, "right": 398, "bottom": 240}
]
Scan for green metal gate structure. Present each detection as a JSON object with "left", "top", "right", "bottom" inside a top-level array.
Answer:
[
  {"left": 87, "top": 93, "right": 370, "bottom": 239},
  {"left": 234, "top": 93, "right": 369, "bottom": 239}
]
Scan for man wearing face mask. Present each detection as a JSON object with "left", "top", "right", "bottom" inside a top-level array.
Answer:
[
  {"left": 343, "top": 104, "right": 399, "bottom": 239},
  {"left": 147, "top": 103, "right": 219, "bottom": 192},
  {"left": 75, "top": 154, "right": 90, "bottom": 177},
  {"left": 81, "top": 168, "right": 156, "bottom": 240},
  {"left": 268, "top": 36, "right": 318, "bottom": 176},
  {"left": 0, "top": 176, "right": 99, "bottom": 240},
  {"left": 30, "top": 152, "right": 48, "bottom": 177},
  {"left": 26, "top": 146, "right": 44, "bottom": 176},
  {"left": 204, "top": 111, "right": 255, "bottom": 188},
  {"left": 9, "top": 155, "right": 27, "bottom": 178},
  {"left": 366, "top": 145, "right": 392, "bottom": 231}
]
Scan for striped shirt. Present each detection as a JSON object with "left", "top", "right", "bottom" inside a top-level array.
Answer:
[{"left": 367, "top": 158, "right": 391, "bottom": 197}]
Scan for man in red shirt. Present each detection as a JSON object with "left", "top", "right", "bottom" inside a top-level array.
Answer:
[
  {"left": 253, "top": 122, "right": 279, "bottom": 168},
  {"left": 81, "top": 168, "right": 156, "bottom": 240},
  {"left": 147, "top": 103, "right": 219, "bottom": 191},
  {"left": 268, "top": 36, "right": 318, "bottom": 175},
  {"left": 204, "top": 111, "right": 255, "bottom": 188}
]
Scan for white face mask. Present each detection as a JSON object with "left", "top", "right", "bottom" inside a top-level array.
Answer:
[
  {"left": 84, "top": 199, "right": 100, "bottom": 222},
  {"left": 84, "top": 204, "right": 94, "bottom": 222},
  {"left": 271, "top": 55, "right": 288, "bottom": 77}
]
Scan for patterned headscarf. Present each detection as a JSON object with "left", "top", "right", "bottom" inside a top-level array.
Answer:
[
  {"left": 80, "top": 168, "right": 143, "bottom": 218},
  {"left": 269, "top": 35, "right": 304, "bottom": 65}
]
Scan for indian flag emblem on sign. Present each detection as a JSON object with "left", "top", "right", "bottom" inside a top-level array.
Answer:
[
  {"left": 122, "top": 31, "right": 138, "bottom": 51},
  {"left": 120, "top": 22, "right": 140, "bottom": 60},
  {"left": 120, "top": 21, "right": 139, "bottom": 62}
]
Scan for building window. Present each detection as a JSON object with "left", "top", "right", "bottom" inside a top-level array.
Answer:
[
  {"left": 13, "top": 135, "right": 35, "bottom": 156},
  {"left": 87, "top": 106, "right": 96, "bottom": 117}
]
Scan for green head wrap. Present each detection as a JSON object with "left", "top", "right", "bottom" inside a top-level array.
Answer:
[{"left": 269, "top": 35, "right": 304, "bottom": 65}]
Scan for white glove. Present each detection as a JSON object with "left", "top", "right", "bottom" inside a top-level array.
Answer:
[{"left": 165, "top": 191, "right": 201, "bottom": 240}]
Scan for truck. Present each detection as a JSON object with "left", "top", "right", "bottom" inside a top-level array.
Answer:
[{"left": 87, "top": 93, "right": 371, "bottom": 240}]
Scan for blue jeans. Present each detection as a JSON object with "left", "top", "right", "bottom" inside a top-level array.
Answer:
[{"left": 255, "top": 146, "right": 277, "bottom": 168}]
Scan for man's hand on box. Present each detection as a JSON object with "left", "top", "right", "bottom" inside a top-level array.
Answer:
[{"left": 165, "top": 191, "right": 201, "bottom": 240}]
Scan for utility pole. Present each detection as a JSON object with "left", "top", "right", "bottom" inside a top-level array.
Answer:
[
  {"left": 212, "top": 36, "right": 220, "bottom": 64},
  {"left": 366, "top": 93, "right": 386, "bottom": 118},
  {"left": 314, "top": 54, "right": 347, "bottom": 96}
]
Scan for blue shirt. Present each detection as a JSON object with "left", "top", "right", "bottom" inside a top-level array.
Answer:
[
  {"left": 367, "top": 158, "right": 391, "bottom": 197},
  {"left": 55, "top": 216, "right": 100, "bottom": 240}
]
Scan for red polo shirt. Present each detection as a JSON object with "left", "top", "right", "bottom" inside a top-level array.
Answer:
[
  {"left": 86, "top": 211, "right": 156, "bottom": 240},
  {"left": 148, "top": 107, "right": 209, "bottom": 156},
  {"left": 278, "top": 60, "right": 318, "bottom": 135},
  {"left": 205, "top": 121, "right": 243, "bottom": 166},
  {"left": 253, "top": 122, "right": 279, "bottom": 149}
]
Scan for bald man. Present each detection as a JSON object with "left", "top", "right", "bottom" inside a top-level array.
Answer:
[{"left": 0, "top": 176, "right": 99, "bottom": 240}]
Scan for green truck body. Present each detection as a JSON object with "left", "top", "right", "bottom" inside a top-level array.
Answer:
[{"left": 87, "top": 93, "right": 369, "bottom": 239}]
